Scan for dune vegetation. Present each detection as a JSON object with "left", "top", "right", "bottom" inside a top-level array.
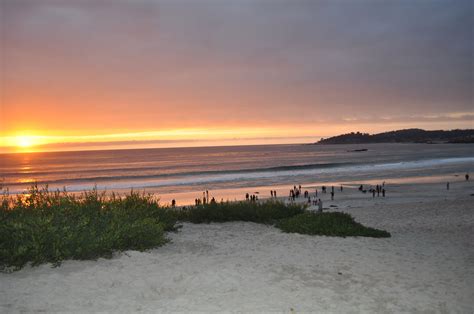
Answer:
[
  {"left": 0, "top": 185, "right": 177, "bottom": 271},
  {"left": 1, "top": 185, "right": 390, "bottom": 271},
  {"left": 277, "top": 211, "right": 391, "bottom": 238}
]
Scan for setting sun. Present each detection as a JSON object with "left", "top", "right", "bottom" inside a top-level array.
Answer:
[{"left": 16, "top": 136, "right": 35, "bottom": 148}]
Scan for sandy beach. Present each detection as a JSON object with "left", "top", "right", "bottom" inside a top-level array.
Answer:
[{"left": 1, "top": 179, "right": 473, "bottom": 313}]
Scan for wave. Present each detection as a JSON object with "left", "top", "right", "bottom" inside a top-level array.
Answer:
[
  {"left": 2, "top": 162, "right": 356, "bottom": 186},
  {"left": 4, "top": 157, "right": 473, "bottom": 193}
]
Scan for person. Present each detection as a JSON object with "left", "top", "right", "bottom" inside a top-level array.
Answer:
[
  {"left": 466, "top": 173, "right": 470, "bottom": 181},
  {"left": 446, "top": 182, "right": 450, "bottom": 190},
  {"left": 271, "top": 190, "right": 274, "bottom": 198},
  {"left": 372, "top": 190, "right": 376, "bottom": 198},
  {"left": 340, "top": 185, "right": 343, "bottom": 192},
  {"left": 308, "top": 197, "right": 311, "bottom": 204},
  {"left": 331, "top": 191, "right": 334, "bottom": 200},
  {"left": 274, "top": 190, "right": 277, "bottom": 198},
  {"left": 171, "top": 199, "right": 176, "bottom": 207},
  {"left": 331, "top": 186, "right": 334, "bottom": 193},
  {"left": 315, "top": 189, "right": 318, "bottom": 197},
  {"left": 246, "top": 193, "right": 249, "bottom": 201},
  {"left": 382, "top": 189, "right": 386, "bottom": 197},
  {"left": 318, "top": 199, "right": 323, "bottom": 212},
  {"left": 358, "top": 184, "right": 363, "bottom": 191},
  {"left": 206, "top": 190, "right": 209, "bottom": 202},
  {"left": 210, "top": 197, "right": 216, "bottom": 204}
]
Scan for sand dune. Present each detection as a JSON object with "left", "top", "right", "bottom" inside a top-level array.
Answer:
[{"left": 1, "top": 181, "right": 473, "bottom": 312}]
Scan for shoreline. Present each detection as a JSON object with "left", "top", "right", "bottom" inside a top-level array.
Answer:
[{"left": 8, "top": 172, "right": 469, "bottom": 207}]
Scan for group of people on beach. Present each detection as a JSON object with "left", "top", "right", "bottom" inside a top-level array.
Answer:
[
  {"left": 245, "top": 193, "right": 259, "bottom": 202},
  {"left": 194, "top": 190, "right": 217, "bottom": 206},
  {"left": 286, "top": 184, "right": 344, "bottom": 212},
  {"left": 358, "top": 183, "right": 386, "bottom": 198}
]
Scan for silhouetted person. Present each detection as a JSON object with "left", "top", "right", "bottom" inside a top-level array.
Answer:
[
  {"left": 340, "top": 185, "right": 343, "bottom": 192},
  {"left": 274, "top": 190, "right": 277, "bottom": 197},
  {"left": 271, "top": 190, "right": 274, "bottom": 197},
  {"left": 246, "top": 193, "right": 249, "bottom": 201},
  {"left": 372, "top": 190, "right": 376, "bottom": 198},
  {"left": 315, "top": 189, "right": 318, "bottom": 197},
  {"left": 446, "top": 182, "right": 450, "bottom": 190},
  {"left": 382, "top": 189, "right": 386, "bottom": 197},
  {"left": 466, "top": 173, "right": 470, "bottom": 181},
  {"left": 318, "top": 199, "right": 323, "bottom": 212},
  {"left": 331, "top": 186, "right": 334, "bottom": 193},
  {"left": 358, "top": 185, "right": 363, "bottom": 191},
  {"left": 210, "top": 197, "right": 216, "bottom": 204},
  {"left": 171, "top": 199, "right": 176, "bottom": 207},
  {"left": 331, "top": 191, "right": 334, "bottom": 200}
]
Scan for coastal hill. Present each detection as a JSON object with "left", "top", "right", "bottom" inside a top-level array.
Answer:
[{"left": 316, "top": 128, "right": 474, "bottom": 144}]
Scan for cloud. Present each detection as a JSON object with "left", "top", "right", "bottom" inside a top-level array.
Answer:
[{"left": 1, "top": 0, "right": 472, "bottom": 135}]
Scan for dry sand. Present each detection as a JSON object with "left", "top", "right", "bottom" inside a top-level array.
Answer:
[{"left": 1, "top": 180, "right": 473, "bottom": 313}]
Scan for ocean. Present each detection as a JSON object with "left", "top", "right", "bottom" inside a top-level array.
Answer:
[{"left": 1, "top": 143, "right": 473, "bottom": 205}]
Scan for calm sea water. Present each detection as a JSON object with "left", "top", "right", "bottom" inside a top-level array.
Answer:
[{"left": 1, "top": 143, "right": 473, "bottom": 203}]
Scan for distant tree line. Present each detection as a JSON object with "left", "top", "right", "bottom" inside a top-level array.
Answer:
[{"left": 316, "top": 128, "right": 474, "bottom": 144}]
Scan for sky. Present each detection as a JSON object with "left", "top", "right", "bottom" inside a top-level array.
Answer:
[{"left": 1, "top": 0, "right": 473, "bottom": 153}]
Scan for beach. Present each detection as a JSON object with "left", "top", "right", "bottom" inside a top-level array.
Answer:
[{"left": 1, "top": 179, "right": 473, "bottom": 313}]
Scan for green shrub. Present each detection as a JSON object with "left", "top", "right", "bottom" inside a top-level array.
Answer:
[
  {"left": 276, "top": 212, "right": 391, "bottom": 238},
  {"left": 176, "top": 200, "right": 305, "bottom": 224},
  {"left": 0, "top": 186, "right": 177, "bottom": 271}
]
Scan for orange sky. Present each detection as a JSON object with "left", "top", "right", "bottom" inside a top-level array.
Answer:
[{"left": 1, "top": 1, "right": 472, "bottom": 153}]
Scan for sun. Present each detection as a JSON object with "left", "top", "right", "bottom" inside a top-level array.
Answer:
[{"left": 16, "top": 136, "right": 35, "bottom": 148}]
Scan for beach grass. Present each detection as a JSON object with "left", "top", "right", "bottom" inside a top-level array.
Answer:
[
  {"left": 276, "top": 211, "right": 391, "bottom": 238},
  {"left": 0, "top": 185, "right": 177, "bottom": 271},
  {"left": 1, "top": 186, "right": 390, "bottom": 271},
  {"left": 175, "top": 200, "right": 305, "bottom": 224}
]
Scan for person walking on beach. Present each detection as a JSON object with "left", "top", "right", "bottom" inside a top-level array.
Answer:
[
  {"left": 274, "top": 190, "right": 277, "bottom": 198},
  {"left": 340, "top": 185, "right": 343, "bottom": 192},
  {"left": 382, "top": 188, "right": 386, "bottom": 197},
  {"left": 466, "top": 173, "right": 470, "bottom": 181},
  {"left": 331, "top": 186, "right": 334, "bottom": 194},
  {"left": 447, "top": 182, "right": 450, "bottom": 190},
  {"left": 331, "top": 191, "right": 334, "bottom": 200},
  {"left": 171, "top": 199, "right": 176, "bottom": 207},
  {"left": 372, "top": 189, "right": 376, "bottom": 198},
  {"left": 318, "top": 199, "right": 323, "bottom": 212},
  {"left": 271, "top": 190, "right": 274, "bottom": 198},
  {"left": 315, "top": 189, "right": 318, "bottom": 197}
]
